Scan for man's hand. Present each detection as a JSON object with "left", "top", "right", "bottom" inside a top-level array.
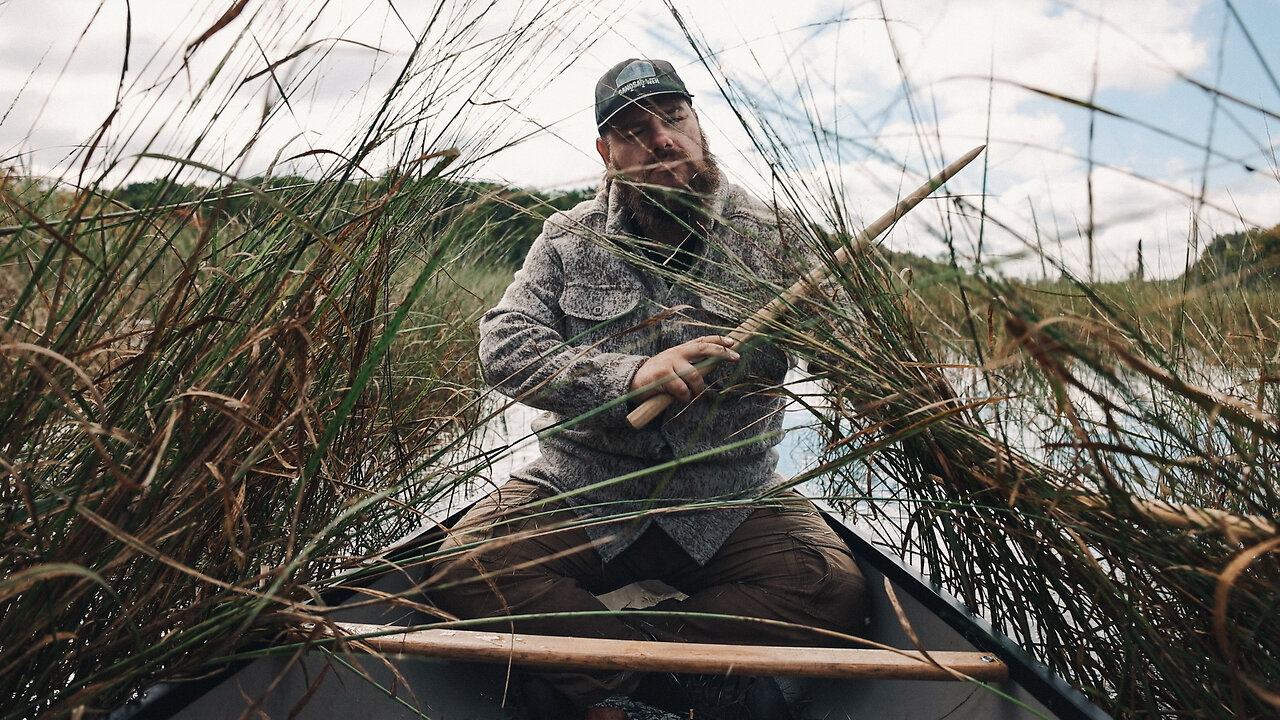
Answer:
[{"left": 630, "top": 335, "right": 740, "bottom": 404}]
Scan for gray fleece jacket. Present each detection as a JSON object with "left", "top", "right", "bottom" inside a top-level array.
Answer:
[{"left": 478, "top": 179, "right": 813, "bottom": 564}]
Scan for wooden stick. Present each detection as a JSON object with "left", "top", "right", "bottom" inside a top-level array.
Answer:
[
  {"left": 626, "top": 144, "right": 987, "bottom": 429},
  {"left": 331, "top": 622, "right": 1009, "bottom": 682}
]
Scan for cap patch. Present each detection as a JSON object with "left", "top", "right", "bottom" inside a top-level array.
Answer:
[{"left": 615, "top": 60, "right": 658, "bottom": 95}]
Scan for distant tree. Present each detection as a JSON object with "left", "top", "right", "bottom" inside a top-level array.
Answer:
[
  {"left": 112, "top": 178, "right": 199, "bottom": 210},
  {"left": 419, "top": 181, "right": 594, "bottom": 267},
  {"left": 1187, "top": 224, "right": 1280, "bottom": 287},
  {"left": 106, "top": 173, "right": 596, "bottom": 264},
  {"left": 877, "top": 248, "right": 959, "bottom": 281},
  {"left": 217, "top": 174, "right": 317, "bottom": 223}
]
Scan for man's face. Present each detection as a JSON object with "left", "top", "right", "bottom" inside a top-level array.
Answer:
[{"left": 596, "top": 95, "right": 706, "bottom": 191}]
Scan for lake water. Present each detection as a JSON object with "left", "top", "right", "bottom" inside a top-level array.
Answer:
[
  {"left": 449, "top": 357, "right": 1267, "bottom": 536},
  {"left": 458, "top": 371, "right": 828, "bottom": 491}
]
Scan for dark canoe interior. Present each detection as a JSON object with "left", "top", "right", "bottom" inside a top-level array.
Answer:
[{"left": 110, "top": 510, "right": 1109, "bottom": 720}]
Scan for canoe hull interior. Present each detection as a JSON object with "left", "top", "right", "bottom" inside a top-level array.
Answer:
[{"left": 112, "top": 514, "right": 1106, "bottom": 720}]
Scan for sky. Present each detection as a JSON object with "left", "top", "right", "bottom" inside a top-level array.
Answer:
[{"left": 1, "top": 0, "right": 1277, "bottom": 279}]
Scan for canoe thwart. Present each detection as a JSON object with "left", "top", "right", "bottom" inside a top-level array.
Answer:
[{"left": 328, "top": 622, "right": 1009, "bottom": 682}]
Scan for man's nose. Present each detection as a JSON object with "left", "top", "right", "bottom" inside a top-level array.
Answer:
[{"left": 647, "top": 118, "right": 675, "bottom": 152}]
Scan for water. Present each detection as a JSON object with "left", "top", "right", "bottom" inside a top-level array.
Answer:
[
  {"left": 452, "top": 357, "right": 1270, "bottom": 538},
  {"left": 462, "top": 371, "right": 831, "bottom": 503}
]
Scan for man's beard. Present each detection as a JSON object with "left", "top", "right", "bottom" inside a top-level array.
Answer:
[{"left": 609, "top": 141, "right": 722, "bottom": 241}]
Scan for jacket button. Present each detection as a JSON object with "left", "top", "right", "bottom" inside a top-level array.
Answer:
[{"left": 593, "top": 306, "right": 603, "bottom": 314}]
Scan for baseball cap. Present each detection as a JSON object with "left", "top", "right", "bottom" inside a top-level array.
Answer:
[{"left": 594, "top": 58, "right": 693, "bottom": 130}]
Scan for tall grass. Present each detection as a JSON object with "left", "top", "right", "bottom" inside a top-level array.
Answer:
[
  {"left": 665, "top": 3, "right": 1279, "bottom": 716},
  {"left": 0, "top": 1, "right": 606, "bottom": 717},
  {"left": 2, "top": 1, "right": 1277, "bottom": 719}
]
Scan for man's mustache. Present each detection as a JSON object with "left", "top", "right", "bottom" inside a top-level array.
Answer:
[{"left": 646, "top": 154, "right": 691, "bottom": 172}]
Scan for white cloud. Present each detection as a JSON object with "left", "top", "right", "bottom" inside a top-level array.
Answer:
[
  {"left": 895, "top": 0, "right": 1207, "bottom": 100},
  {"left": 0, "top": 0, "right": 1274, "bottom": 278}
]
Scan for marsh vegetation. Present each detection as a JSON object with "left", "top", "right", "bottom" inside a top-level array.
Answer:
[{"left": 2, "top": 1, "right": 1277, "bottom": 718}]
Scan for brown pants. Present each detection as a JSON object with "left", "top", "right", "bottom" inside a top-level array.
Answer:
[{"left": 427, "top": 480, "right": 867, "bottom": 707}]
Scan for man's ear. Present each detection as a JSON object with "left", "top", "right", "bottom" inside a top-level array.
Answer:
[{"left": 595, "top": 136, "right": 611, "bottom": 167}]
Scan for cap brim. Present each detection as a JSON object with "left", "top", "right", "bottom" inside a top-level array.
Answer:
[{"left": 597, "top": 89, "right": 694, "bottom": 129}]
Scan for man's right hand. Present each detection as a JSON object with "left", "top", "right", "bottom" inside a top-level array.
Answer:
[{"left": 630, "top": 335, "right": 740, "bottom": 404}]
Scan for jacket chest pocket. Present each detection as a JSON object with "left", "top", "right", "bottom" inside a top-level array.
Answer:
[
  {"left": 559, "top": 283, "right": 645, "bottom": 350},
  {"left": 697, "top": 296, "right": 743, "bottom": 329}
]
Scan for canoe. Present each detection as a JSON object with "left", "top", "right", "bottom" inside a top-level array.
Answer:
[{"left": 109, "top": 506, "right": 1109, "bottom": 720}]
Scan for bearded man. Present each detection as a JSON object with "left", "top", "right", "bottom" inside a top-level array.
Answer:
[{"left": 430, "top": 58, "right": 866, "bottom": 720}]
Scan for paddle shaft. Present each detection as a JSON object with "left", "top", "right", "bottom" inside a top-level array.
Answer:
[
  {"left": 625, "top": 144, "right": 987, "bottom": 429},
  {"left": 332, "top": 623, "right": 1008, "bottom": 681}
]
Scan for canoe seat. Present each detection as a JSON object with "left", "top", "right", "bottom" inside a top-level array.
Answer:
[{"left": 328, "top": 622, "right": 1008, "bottom": 682}]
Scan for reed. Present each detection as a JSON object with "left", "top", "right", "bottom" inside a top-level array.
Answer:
[
  {"left": 3, "top": 1, "right": 1277, "bottom": 719},
  {"left": 0, "top": 2, "right": 604, "bottom": 717},
  {"left": 662, "top": 5, "right": 1279, "bottom": 716}
]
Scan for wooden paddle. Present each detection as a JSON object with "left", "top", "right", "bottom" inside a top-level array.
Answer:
[
  {"left": 331, "top": 622, "right": 1008, "bottom": 681},
  {"left": 626, "top": 144, "right": 987, "bottom": 429}
]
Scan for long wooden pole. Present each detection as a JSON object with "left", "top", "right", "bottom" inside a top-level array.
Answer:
[
  {"left": 331, "top": 623, "right": 1009, "bottom": 681},
  {"left": 626, "top": 145, "right": 987, "bottom": 429}
]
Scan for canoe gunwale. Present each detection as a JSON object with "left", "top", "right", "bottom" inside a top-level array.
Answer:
[{"left": 823, "top": 517, "right": 1110, "bottom": 720}]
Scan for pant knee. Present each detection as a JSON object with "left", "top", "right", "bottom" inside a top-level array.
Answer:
[{"left": 786, "top": 535, "right": 868, "bottom": 635}]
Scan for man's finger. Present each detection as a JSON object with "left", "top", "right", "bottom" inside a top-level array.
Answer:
[
  {"left": 695, "top": 335, "right": 738, "bottom": 348},
  {"left": 683, "top": 339, "right": 738, "bottom": 362},
  {"left": 704, "top": 341, "right": 740, "bottom": 361},
  {"left": 664, "top": 361, "right": 701, "bottom": 400},
  {"left": 681, "top": 361, "right": 706, "bottom": 395},
  {"left": 664, "top": 378, "right": 690, "bottom": 402}
]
